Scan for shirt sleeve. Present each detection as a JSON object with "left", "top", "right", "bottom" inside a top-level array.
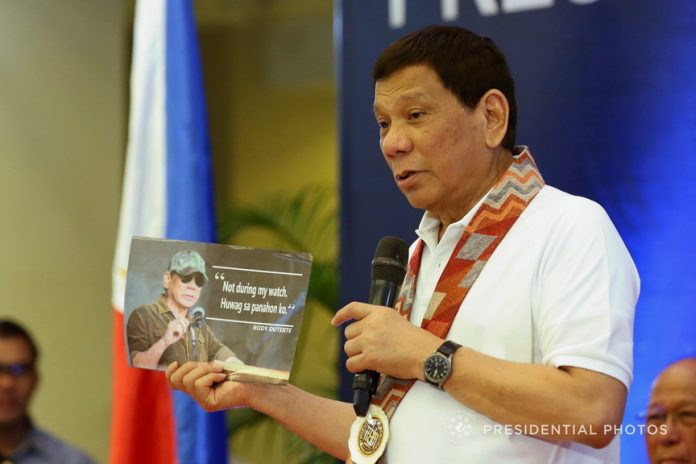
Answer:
[
  {"left": 534, "top": 197, "right": 639, "bottom": 389},
  {"left": 126, "top": 307, "right": 152, "bottom": 361}
]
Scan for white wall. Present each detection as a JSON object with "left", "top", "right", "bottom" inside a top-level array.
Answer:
[
  {"left": 0, "top": 1, "right": 338, "bottom": 462},
  {"left": 0, "top": 1, "right": 123, "bottom": 461}
]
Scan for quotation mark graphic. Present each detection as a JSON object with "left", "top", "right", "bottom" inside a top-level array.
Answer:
[{"left": 214, "top": 272, "right": 225, "bottom": 280}]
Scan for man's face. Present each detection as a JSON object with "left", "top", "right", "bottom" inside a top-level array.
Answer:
[
  {"left": 164, "top": 271, "right": 203, "bottom": 312},
  {"left": 645, "top": 361, "right": 696, "bottom": 464},
  {"left": 373, "top": 64, "right": 494, "bottom": 223},
  {"left": 0, "top": 337, "right": 37, "bottom": 426}
]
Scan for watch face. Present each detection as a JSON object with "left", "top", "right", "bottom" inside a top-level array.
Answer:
[{"left": 424, "top": 353, "right": 451, "bottom": 384}]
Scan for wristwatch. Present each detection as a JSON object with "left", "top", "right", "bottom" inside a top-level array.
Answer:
[{"left": 423, "top": 340, "right": 462, "bottom": 389}]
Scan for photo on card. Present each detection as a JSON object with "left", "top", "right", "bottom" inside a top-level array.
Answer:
[{"left": 123, "top": 236, "right": 312, "bottom": 384}]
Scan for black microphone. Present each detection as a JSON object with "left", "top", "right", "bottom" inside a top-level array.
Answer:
[
  {"left": 189, "top": 307, "right": 206, "bottom": 362},
  {"left": 191, "top": 307, "right": 205, "bottom": 329},
  {"left": 352, "top": 236, "right": 409, "bottom": 416}
]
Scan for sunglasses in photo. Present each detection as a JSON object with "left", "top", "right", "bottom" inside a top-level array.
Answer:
[{"left": 175, "top": 272, "right": 206, "bottom": 287}]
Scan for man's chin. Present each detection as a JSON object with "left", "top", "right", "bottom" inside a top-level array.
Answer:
[
  {"left": 0, "top": 411, "right": 27, "bottom": 428},
  {"left": 403, "top": 193, "right": 431, "bottom": 212}
]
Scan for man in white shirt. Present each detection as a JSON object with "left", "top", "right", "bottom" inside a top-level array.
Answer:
[{"left": 166, "top": 25, "right": 639, "bottom": 463}]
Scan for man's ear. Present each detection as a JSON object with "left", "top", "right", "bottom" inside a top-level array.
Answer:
[
  {"left": 481, "top": 89, "right": 509, "bottom": 149},
  {"left": 163, "top": 271, "right": 172, "bottom": 290}
]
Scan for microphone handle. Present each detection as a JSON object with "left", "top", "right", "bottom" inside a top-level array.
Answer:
[
  {"left": 352, "top": 279, "right": 401, "bottom": 416},
  {"left": 368, "top": 279, "right": 400, "bottom": 308}
]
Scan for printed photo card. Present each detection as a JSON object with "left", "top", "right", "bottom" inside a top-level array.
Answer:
[{"left": 123, "top": 236, "right": 313, "bottom": 384}]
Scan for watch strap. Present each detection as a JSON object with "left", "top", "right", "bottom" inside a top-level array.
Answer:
[{"left": 437, "top": 340, "right": 461, "bottom": 358}]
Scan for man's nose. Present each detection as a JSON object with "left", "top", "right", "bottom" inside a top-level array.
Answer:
[
  {"left": 0, "top": 372, "right": 18, "bottom": 388},
  {"left": 381, "top": 124, "right": 412, "bottom": 158},
  {"left": 657, "top": 418, "right": 682, "bottom": 446}
]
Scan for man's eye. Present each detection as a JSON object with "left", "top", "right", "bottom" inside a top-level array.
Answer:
[
  {"left": 678, "top": 411, "right": 696, "bottom": 426},
  {"left": 645, "top": 412, "right": 666, "bottom": 423},
  {"left": 377, "top": 120, "right": 389, "bottom": 129},
  {"left": 409, "top": 111, "right": 424, "bottom": 120}
]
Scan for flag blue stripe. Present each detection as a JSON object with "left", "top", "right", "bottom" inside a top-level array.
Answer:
[
  {"left": 165, "top": 0, "right": 216, "bottom": 244},
  {"left": 164, "top": 0, "right": 228, "bottom": 463}
]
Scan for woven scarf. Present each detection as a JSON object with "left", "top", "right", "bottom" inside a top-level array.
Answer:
[{"left": 371, "top": 148, "right": 545, "bottom": 439}]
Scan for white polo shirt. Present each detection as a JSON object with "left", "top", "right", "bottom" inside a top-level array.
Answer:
[{"left": 386, "top": 185, "right": 639, "bottom": 463}]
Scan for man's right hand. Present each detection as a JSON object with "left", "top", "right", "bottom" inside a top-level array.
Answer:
[
  {"left": 163, "top": 317, "right": 189, "bottom": 346},
  {"left": 166, "top": 361, "right": 253, "bottom": 412}
]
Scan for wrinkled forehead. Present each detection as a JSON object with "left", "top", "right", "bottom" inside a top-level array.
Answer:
[
  {"left": 0, "top": 336, "right": 35, "bottom": 363},
  {"left": 374, "top": 65, "right": 441, "bottom": 98},
  {"left": 373, "top": 90, "right": 433, "bottom": 114},
  {"left": 649, "top": 365, "right": 696, "bottom": 407},
  {"left": 373, "top": 66, "right": 456, "bottom": 118}
]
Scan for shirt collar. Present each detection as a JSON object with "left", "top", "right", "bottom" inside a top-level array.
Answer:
[
  {"left": 9, "top": 422, "right": 47, "bottom": 460},
  {"left": 155, "top": 295, "right": 172, "bottom": 316},
  {"left": 415, "top": 190, "right": 490, "bottom": 251}
]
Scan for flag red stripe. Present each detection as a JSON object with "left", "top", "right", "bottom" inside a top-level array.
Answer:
[{"left": 110, "top": 309, "right": 177, "bottom": 464}]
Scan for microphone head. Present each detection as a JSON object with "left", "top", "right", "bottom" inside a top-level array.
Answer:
[
  {"left": 371, "top": 236, "right": 409, "bottom": 284},
  {"left": 191, "top": 307, "right": 205, "bottom": 319}
]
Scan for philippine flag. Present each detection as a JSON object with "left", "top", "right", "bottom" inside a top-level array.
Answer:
[{"left": 110, "top": 0, "right": 228, "bottom": 463}]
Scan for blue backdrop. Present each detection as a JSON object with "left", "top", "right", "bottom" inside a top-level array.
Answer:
[{"left": 336, "top": 1, "right": 696, "bottom": 462}]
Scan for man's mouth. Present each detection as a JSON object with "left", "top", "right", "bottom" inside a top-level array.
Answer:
[
  {"left": 396, "top": 170, "right": 417, "bottom": 181},
  {"left": 0, "top": 398, "right": 19, "bottom": 409}
]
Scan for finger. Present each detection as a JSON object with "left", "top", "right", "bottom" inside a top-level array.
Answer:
[
  {"left": 165, "top": 361, "right": 179, "bottom": 380},
  {"left": 331, "top": 302, "right": 372, "bottom": 326},
  {"left": 193, "top": 372, "right": 229, "bottom": 403},
  {"left": 171, "top": 321, "right": 184, "bottom": 338},
  {"left": 343, "top": 319, "right": 364, "bottom": 341},
  {"left": 167, "top": 361, "right": 200, "bottom": 389},
  {"left": 181, "top": 363, "right": 224, "bottom": 392},
  {"left": 343, "top": 336, "right": 363, "bottom": 358},
  {"left": 345, "top": 352, "right": 367, "bottom": 374}
]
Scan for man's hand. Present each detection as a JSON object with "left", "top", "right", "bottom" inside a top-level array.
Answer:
[
  {"left": 132, "top": 318, "right": 189, "bottom": 369},
  {"left": 331, "top": 302, "right": 441, "bottom": 381},
  {"left": 163, "top": 317, "right": 188, "bottom": 346},
  {"left": 166, "top": 361, "right": 253, "bottom": 411}
]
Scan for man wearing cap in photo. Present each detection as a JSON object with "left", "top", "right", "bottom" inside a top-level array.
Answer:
[{"left": 127, "top": 249, "right": 243, "bottom": 370}]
